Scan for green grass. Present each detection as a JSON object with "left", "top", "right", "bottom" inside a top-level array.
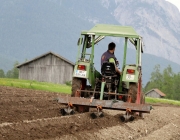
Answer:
[
  {"left": 145, "top": 97, "right": 180, "bottom": 106},
  {"left": 0, "top": 78, "right": 71, "bottom": 94}
]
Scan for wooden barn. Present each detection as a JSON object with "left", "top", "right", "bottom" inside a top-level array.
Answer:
[
  {"left": 145, "top": 89, "right": 166, "bottom": 98},
  {"left": 17, "top": 52, "right": 74, "bottom": 84}
]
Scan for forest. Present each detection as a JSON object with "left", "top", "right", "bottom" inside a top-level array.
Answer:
[
  {"left": 0, "top": 62, "right": 19, "bottom": 79},
  {"left": 144, "top": 64, "right": 180, "bottom": 100}
]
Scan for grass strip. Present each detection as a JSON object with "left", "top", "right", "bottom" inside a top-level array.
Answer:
[
  {"left": 0, "top": 78, "right": 71, "bottom": 94},
  {"left": 146, "top": 97, "right": 180, "bottom": 106}
]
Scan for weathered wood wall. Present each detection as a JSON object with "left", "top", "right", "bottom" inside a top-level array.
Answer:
[
  {"left": 18, "top": 54, "right": 74, "bottom": 84},
  {"left": 146, "top": 91, "right": 161, "bottom": 98}
]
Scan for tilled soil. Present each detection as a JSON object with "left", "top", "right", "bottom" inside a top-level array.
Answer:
[{"left": 0, "top": 86, "right": 180, "bottom": 140}]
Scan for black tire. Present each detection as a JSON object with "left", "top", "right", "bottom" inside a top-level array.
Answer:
[
  {"left": 71, "top": 77, "right": 89, "bottom": 113},
  {"left": 128, "top": 83, "right": 137, "bottom": 103},
  {"left": 128, "top": 82, "right": 145, "bottom": 117},
  {"left": 71, "top": 78, "right": 82, "bottom": 97},
  {"left": 128, "top": 83, "right": 145, "bottom": 103}
]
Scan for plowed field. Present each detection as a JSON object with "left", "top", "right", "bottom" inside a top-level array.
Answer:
[{"left": 0, "top": 86, "right": 180, "bottom": 140}]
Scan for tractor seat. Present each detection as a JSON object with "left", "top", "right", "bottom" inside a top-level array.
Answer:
[{"left": 101, "top": 62, "right": 116, "bottom": 76}]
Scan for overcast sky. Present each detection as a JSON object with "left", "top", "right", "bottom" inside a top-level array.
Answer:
[{"left": 166, "top": 0, "right": 180, "bottom": 11}]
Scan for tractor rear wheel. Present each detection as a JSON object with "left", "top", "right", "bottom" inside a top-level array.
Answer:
[
  {"left": 128, "top": 83, "right": 145, "bottom": 104},
  {"left": 128, "top": 82, "right": 145, "bottom": 117},
  {"left": 71, "top": 77, "right": 89, "bottom": 113},
  {"left": 71, "top": 78, "right": 82, "bottom": 97},
  {"left": 128, "top": 83, "right": 137, "bottom": 103}
]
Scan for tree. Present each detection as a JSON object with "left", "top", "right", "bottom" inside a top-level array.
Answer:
[
  {"left": 6, "top": 61, "right": 19, "bottom": 79},
  {"left": 172, "top": 72, "right": 180, "bottom": 100},
  {"left": 161, "top": 65, "right": 174, "bottom": 99},
  {"left": 144, "top": 64, "right": 180, "bottom": 100},
  {"left": 0, "top": 69, "right": 5, "bottom": 78},
  {"left": 144, "top": 64, "right": 163, "bottom": 92},
  {"left": 151, "top": 65, "right": 163, "bottom": 88},
  {"left": 6, "top": 70, "right": 13, "bottom": 78},
  {"left": 12, "top": 61, "right": 19, "bottom": 78}
]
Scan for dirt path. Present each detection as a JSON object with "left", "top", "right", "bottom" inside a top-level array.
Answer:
[{"left": 0, "top": 86, "right": 180, "bottom": 140}]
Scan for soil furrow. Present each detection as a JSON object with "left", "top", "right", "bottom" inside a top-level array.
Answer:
[
  {"left": 0, "top": 86, "right": 180, "bottom": 140},
  {"left": 0, "top": 112, "right": 123, "bottom": 140}
]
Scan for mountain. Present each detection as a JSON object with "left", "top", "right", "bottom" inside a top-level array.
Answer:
[
  {"left": 113, "top": 0, "right": 180, "bottom": 64},
  {"left": 0, "top": 0, "right": 180, "bottom": 85}
]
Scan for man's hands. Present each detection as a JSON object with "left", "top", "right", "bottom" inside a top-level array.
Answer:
[
  {"left": 116, "top": 60, "right": 119, "bottom": 67},
  {"left": 115, "top": 67, "right": 121, "bottom": 75}
]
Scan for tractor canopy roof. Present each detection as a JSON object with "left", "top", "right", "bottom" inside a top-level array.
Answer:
[{"left": 81, "top": 24, "right": 140, "bottom": 38}]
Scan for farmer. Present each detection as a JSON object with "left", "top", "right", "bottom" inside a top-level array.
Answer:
[{"left": 101, "top": 42, "right": 121, "bottom": 75}]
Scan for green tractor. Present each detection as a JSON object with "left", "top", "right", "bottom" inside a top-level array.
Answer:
[{"left": 58, "top": 24, "right": 150, "bottom": 121}]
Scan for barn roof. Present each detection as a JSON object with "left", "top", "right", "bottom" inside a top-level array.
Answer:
[
  {"left": 145, "top": 88, "right": 166, "bottom": 97},
  {"left": 17, "top": 51, "right": 74, "bottom": 68}
]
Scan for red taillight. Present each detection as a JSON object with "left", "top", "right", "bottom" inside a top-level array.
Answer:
[
  {"left": 77, "top": 65, "right": 86, "bottom": 70},
  {"left": 127, "top": 69, "right": 135, "bottom": 74},
  {"left": 118, "top": 95, "right": 123, "bottom": 100}
]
